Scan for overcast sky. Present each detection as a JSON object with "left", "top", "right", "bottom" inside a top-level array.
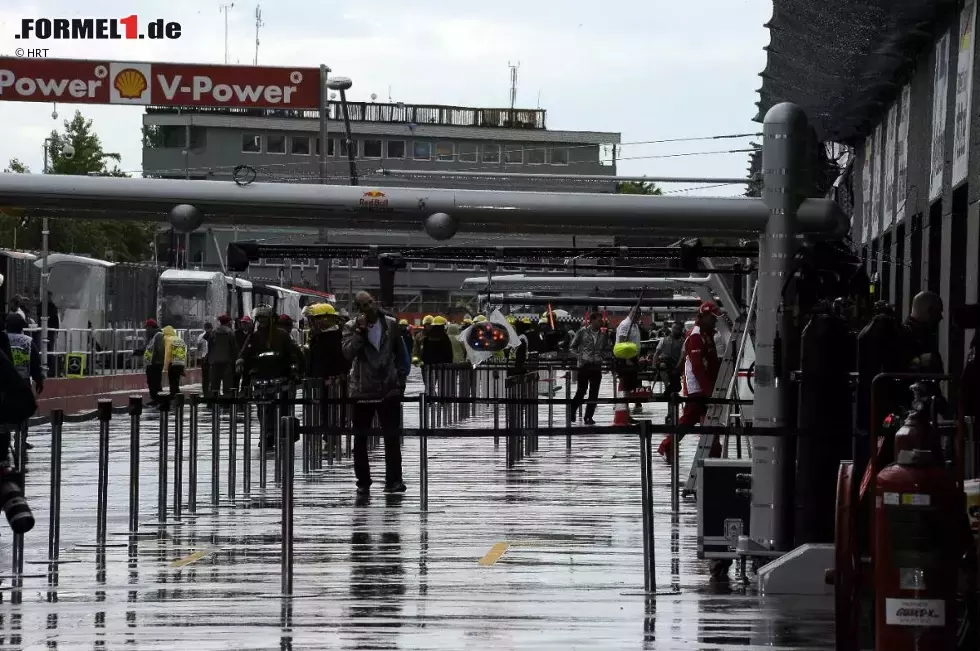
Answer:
[{"left": 0, "top": 0, "right": 770, "bottom": 196}]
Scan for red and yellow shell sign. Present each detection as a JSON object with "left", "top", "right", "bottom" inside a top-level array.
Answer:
[{"left": 113, "top": 67, "right": 148, "bottom": 99}]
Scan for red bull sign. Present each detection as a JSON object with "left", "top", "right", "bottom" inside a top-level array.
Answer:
[
  {"left": 359, "top": 190, "right": 392, "bottom": 212},
  {"left": 0, "top": 57, "right": 321, "bottom": 108}
]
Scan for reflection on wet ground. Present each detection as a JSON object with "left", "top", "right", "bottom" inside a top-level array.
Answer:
[{"left": 1, "top": 373, "right": 834, "bottom": 649}]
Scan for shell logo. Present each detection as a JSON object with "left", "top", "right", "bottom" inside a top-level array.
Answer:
[{"left": 113, "top": 68, "right": 148, "bottom": 100}]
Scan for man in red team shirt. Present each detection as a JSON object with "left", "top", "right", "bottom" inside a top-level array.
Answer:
[{"left": 658, "top": 301, "right": 722, "bottom": 463}]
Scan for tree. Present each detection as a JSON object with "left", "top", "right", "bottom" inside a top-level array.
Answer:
[
  {"left": 616, "top": 180, "right": 663, "bottom": 195},
  {"left": 4, "top": 158, "right": 29, "bottom": 174},
  {"left": 0, "top": 110, "right": 156, "bottom": 262}
]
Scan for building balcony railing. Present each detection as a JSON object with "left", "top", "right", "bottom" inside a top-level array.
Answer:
[{"left": 146, "top": 101, "right": 547, "bottom": 130}]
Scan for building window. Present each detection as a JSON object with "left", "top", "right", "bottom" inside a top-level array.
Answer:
[
  {"left": 482, "top": 144, "right": 501, "bottom": 164},
  {"left": 436, "top": 142, "right": 455, "bottom": 162},
  {"left": 267, "top": 134, "right": 286, "bottom": 154},
  {"left": 242, "top": 134, "right": 261, "bottom": 153},
  {"left": 363, "top": 139, "right": 383, "bottom": 159},
  {"left": 387, "top": 140, "right": 406, "bottom": 158},
  {"left": 504, "top": 145, "right": 523, "bottom": 165},
  {"left": 551, "top": 147, "right": 569, "bottom": 165},
  {"left": 315, "top": 137, "right": 336, "bottom": 156},
  {"left": 340, "top": 138, "right": 356, "bottom": 157},
  {"left": 290, "top": 136, "right": 310, "bottom": 155},
  {"left": 527, "top": 145, "right": 546, "bottom": 165},
  {"left": 458, "top": 143, "right": 478, "bottom": 163},
  {"left": 413, "top": 141, "right": 432, "bottom": 160}
]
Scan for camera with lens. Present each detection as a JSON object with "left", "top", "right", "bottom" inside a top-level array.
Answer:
[{"left": 0, "top": 467, "right": 34, "bottom": 535}]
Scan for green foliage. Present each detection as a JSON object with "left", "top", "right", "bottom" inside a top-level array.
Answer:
[
  {"left": 4, "top": 158, "right": 29, "bottom": 174},
  {"left": 0, "top": 110, "right": 155, "bottom": 262},
  {"left": 616, "top": 180, "right": 663, "bottom": 195}
]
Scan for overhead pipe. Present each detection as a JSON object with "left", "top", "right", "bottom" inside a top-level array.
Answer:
[
  {"left": 0, "top": 173, "right": 847, "bottom": 237},
  {"left": 488, "top": 295, "right": 704, "bottom": 309},
  {"left": 461, "top": 274, "right": 712, "bottom": 289},
  {"left": 372, "top": 169, "right": 752, "bottom": 185}
]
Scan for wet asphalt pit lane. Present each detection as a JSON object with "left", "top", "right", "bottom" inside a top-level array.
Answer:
[{"left": 2, "top": 375, "right": 835, "bottom": 649}]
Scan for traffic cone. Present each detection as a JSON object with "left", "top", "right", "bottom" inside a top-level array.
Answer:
[{"left": 612, "top": 381, "right": 631, "bottom": 425}]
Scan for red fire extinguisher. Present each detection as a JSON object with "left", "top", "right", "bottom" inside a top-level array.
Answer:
[{"left": 874, "top": 401, "right": 960, "bottom": 649}]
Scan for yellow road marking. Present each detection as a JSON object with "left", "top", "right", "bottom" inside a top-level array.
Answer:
[
  {"left": 171, "top": 549, "right": 212, "bottom": 568},
  {"left": 478, "top": 542, "right": 511, "bottom": 566}
]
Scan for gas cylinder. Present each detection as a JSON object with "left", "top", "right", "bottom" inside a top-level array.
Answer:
[{"left": 874, "top": 402, "right": 961, "bottom": 649}]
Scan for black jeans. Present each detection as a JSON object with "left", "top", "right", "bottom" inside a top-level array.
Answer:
[
  {"left": 146, "top": 364, "right": 163, "bottom": 403},
  {"left": 351, "top": 396, "right": 403, "bottom": 489},
  {"left": 201, "top": 362, "right": 211, "bottom": 398},
  {"left": 571, "top": 367, "right": 603, "bottom": 420},
  {"left": 209, "top": 362, "right": 236, "bottom": 397},
  {"left": 168, "top": 365, "right": 184, "bottom": 396}
]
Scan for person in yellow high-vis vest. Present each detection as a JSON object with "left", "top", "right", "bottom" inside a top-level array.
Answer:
[{"left": 162, "top": 326, "right": 188, "bottom": 397}]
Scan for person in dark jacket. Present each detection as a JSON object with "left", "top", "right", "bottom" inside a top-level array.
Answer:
[
  {"left": 342, "top": 291, "right": 410, "bottom": 495},
  {"left": 398, "top": 319, "right": 414, "bottom": 363},
  {"left": 420, "top": 316, "right": 455, "bottom": 392},
  {"left": 141, "top": 319, "right": 164, "bottom": 406},
  {"left": 198, "top": 322, "right": 214, "bottom": 398},
  {"left": 208, "top": 314, "right": 239, "bottom": 398},
  {"left": 239, "top": 306, "right": 302, "bottom": 450},
  {"left": 307, "top": 303, "right": 349, "bottom": 379}
]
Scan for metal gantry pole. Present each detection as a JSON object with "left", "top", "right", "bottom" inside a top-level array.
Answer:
[{"left": 280, "top": 416, "right": 295, "bottom": 597}]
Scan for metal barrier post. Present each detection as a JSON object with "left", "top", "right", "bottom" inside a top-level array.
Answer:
[
  {"left": 493, "top": 370, "right": 500, "bottom": 434},
  {"left": 95, "top": 400, "right": 112, "bottom": 545},
  {"left": 420, "top": 393, "right": 429, "bottom": 512},
  {"left": 229, "top": 389, "right": 239, "bottom": 501},
  {"left": 9, "top": 421, "right": 29, "bottom": 603},
  {"left": 670, "top": 395, "right": 680, "bottom": 514},
  {"left": 211, "top": 398, "right": 220, "bottom": 505},
  {"left": 243, "top": 391, "right": 252, "bottom": 494},
  {"left": 565, "top": 371, "right": 573, "bottom": 450},
  {"left": 173, "top": 393, "right": 184, "bottom": 519},
  {"left": 639, "top": 420, "right": 656, "bottom": 593},
  {"left": 157, "top": 399, "right": 170, "bottom": 523},
  {"left": 274, "top": 394, "right": 283, "bottom": 484},
  {"left": 47, "top": 410, "right": 64, "bottom": 563},
  {"left": 280, "top": 416, "right": 295, "bottom": 597},
  {"left": 188, "top": 394, "right": 199, "bottom": 513},
  {"left": 548, "top": 367, "right": 554, "bottom": 428},
  {"left": 259, "top": 399, "right": 268, "bottom": 489},
  {"left": 127, "top": 397, "right": 142, "bottom": 534},
  {"left": 302, "top": 379, "right": 312, "bottom": 474}
]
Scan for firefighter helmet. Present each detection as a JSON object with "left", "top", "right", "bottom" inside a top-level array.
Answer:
[
  {"left": 432, "top": 315, "right": 448, "bottom": 326},
  {"left": 422, "top": 315, "right": 434, "bottom": 326},
  {"left": 398, "top": 318, "right": 409, "bottom": 326},
  {"left": 473, "top": 315, "right": 487, "bottom": 323},
  {"left": 309, "top": 303, "right": 337, "bottom": 318}
]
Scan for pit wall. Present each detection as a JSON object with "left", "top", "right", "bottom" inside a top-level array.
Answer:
[{"left": 36, "top": 369, "right": 202, "bottom": 417}]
